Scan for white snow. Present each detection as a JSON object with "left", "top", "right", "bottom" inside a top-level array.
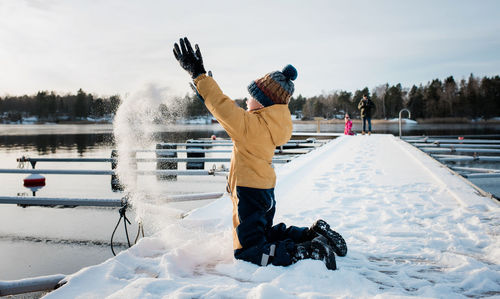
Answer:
[
  {"left": 387, "top": 118, "right": 418, "bottom": 124},
  {"left": 45, "top": 134, "right": 500, "bottom": 298}
]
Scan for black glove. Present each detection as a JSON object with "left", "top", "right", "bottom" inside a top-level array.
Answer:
[{"left": 173, "top": 37, "right": 206, "bottom": 79}]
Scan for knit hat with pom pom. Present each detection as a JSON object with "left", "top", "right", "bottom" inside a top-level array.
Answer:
[{"left": 247, "top": 64, "right": 298, "bottom": 107}]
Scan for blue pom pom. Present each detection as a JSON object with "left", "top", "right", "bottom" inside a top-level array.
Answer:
[{"left": 282, "top": 64, "right": 297, "bottom": 81}]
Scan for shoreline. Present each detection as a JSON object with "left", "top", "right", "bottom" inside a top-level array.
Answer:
[
  {"left": 2, "top": 117, "right": 500, "bottom": 126},
  {"left": 293, "top": 117, "right": 500, "bottom": 125}
]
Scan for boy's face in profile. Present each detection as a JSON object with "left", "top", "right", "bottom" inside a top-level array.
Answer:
[{"left": 246, "top": 97, "right": 264, "bottom": 111}]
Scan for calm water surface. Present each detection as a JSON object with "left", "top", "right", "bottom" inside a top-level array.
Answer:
[{"left": 0, "top": 122, "right": 499, "bottom": 281}]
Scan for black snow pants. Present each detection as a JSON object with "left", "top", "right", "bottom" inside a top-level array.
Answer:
[{"left": 233, "top": 186, "right": 308, "bottom": 267}]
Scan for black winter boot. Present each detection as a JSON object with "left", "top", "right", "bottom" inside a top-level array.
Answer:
[
  {"left": 293, "top": 235, "right": 337, "bottom": 270},
  {"left": 310, "top": 219, "right": 348, "bottom": 257}
]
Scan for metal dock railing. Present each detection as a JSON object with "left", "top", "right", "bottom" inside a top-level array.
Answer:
[{"left": 404, "top": 135, "right": 500, "bottom": 195}]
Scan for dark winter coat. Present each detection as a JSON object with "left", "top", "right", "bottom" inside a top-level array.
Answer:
[
  {"left": 358, "top": 98, "right": 375, "bottom": 118},
  {"left": 194, "top": 74, "right": 294, "bottom": 250}
]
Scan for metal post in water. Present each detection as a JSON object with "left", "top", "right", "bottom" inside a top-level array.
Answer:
[
  {"left": 399, "top": 109, "right": 411, "bottom": 138},
  {"left": 110, "top": 150, "right": 122, "bottom": 191},
  {"left": 315, "top": 117, "right": 322, "bottom": 133},
  {"left": 156, "top": 143, "right": 177, "bottom": 180},
  {"left": 186, "top": 140, "right": 205, "bottom": 170}
]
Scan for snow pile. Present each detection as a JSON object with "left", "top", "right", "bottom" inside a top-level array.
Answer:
[{"left": 46, "top": 135, "right": 500, "bottom": 298}]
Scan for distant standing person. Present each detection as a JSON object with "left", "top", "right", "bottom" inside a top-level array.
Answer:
[
  {"left": 357, "top": 95, "right": 375, "bottom": 135},
  {"left": 344, "top": 113, "right": 355, "bottom": 135}
]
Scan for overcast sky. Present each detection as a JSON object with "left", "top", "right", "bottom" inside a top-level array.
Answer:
[{"left": 1, "top": 0, "right": 499, "bottom": 100}]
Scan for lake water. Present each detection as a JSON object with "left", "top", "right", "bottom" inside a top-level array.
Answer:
[{"left": 1, "top": 122, "right": 499, "bottom": 282}]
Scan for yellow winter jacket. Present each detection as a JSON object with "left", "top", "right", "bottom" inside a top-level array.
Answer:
[{"left": 194, "top": 74, "right": 293, "bottom": 249}]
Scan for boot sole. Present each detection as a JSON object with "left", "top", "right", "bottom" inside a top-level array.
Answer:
[
  {"left": 313, "top": 220, "right": 348, "bottom": 257},
  {"left": 311, "top": 236, "right": 337, "bottom": 270}
]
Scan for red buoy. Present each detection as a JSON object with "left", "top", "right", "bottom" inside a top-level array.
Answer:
[{"left": 23, "top": 174, "right": 46, "bottom": 187}]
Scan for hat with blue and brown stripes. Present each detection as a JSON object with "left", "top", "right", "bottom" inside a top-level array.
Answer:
[{"left": 247, "top": 64, "right": 297, "bottom": 107}]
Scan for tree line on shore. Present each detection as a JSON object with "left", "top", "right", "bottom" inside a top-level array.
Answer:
[
  {"left": 0, "top": 89, "right": 120, "bottom": 123},
  {"left": 292, "top": 73, "right": 500, "bottom": 120},
  {"left": 1, "top": 74, "right": 499, "bottom": 123}
]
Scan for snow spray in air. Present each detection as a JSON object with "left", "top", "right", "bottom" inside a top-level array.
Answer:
[
  {"left": 112, "top": 83, "right": 185, "bottom": 232},
  {"left": 112, "top": 83, "right": 234, "bottom": 265}
]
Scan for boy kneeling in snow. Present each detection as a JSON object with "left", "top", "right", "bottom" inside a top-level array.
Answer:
[{"left": 173, "top": 37, "right": 347, "bottom": 270}]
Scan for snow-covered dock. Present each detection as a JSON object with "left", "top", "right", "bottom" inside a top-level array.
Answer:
[{"left": 44, "top": 134, "right": 499, "bottom": 298}]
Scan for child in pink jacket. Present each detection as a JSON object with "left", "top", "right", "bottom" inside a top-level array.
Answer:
[{"left": 344, "top": 113, "right": 355, "bottom": 135}]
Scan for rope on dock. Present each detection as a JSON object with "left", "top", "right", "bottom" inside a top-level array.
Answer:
[{"left": 111, "top": 202, "right": 132, "bottom": 256}]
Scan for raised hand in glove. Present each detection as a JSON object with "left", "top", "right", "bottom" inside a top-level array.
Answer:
[{"left": 173, "top": 37, "right": 206, "bottom": 79}]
